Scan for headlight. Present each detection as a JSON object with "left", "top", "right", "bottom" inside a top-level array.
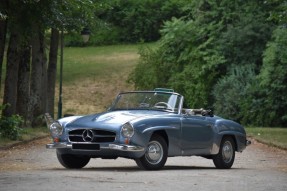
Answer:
[
  {"left": 49, "top": 122, "right": 63, "bottom": 137},
  {"left": 121, "top": 122, "right": 134, "bottom": 138}
]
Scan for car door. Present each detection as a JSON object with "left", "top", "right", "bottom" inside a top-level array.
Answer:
[{"left": 180, "top": 115, "right": 213, "bottom": 155}]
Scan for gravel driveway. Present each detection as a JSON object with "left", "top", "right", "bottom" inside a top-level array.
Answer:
[{"left": 0, "top": 137, "right": 286, "bottom": 191}]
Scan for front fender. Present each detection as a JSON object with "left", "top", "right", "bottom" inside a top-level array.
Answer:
[
  {"left": 142, "top": 125, "right": 178, "bottom": 134},
  {"left": 130, "top": 124, "right": 181, "bottom": 157},
  {"left": 131, "top": 126, "right": 172, "bottom": 148}
]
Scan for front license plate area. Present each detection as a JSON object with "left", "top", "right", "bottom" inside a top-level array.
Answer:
[{"left": 72, "top": 143, "right": 100, "bottom": 150}]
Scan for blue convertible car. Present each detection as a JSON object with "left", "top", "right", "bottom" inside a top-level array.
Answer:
[{"left": 45, "top": 88, "right": 250, "bottom": 170}]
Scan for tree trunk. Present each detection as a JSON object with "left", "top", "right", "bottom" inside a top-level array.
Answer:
[
  {"left": 47, "top": 28, "right": 59, "bottom": 118},
  {"left": 30, "top": 27, "right": 46, "bottom": 127},
  {"left": 0, "top": 0, "right": 8, "bottom": 91},
  {"left": 42, "top": 39, "right": 48, "bottom": 114},
  {"left": 2, "top": 31, "right": 20, "bottom": 117},
  {"left": 16, "top": 44, "right": 31, "bottom": 126}
]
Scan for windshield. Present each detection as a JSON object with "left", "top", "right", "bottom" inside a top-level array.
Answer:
[{"left": 110, "top": 91, "right": 183, "bottom": 113}]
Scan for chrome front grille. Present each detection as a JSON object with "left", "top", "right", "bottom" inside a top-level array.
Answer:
[{"left": 68, "top": 129, "right": 116, "bottom": 143}]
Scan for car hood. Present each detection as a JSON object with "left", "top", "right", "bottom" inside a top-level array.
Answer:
[
  {"left": 95, "top": 110, "right": 145, "bottom": 124},
  {"left": 64, "top": 110, "right": 165, "bottom": 129}
]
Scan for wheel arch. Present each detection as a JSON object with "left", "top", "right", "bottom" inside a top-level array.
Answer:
[
  {"left": 152, "top": 130, "right": 169, "bottom": 148},
  {"left": 135, "top": 130, "right": 169, "bottom": 170},
  {"left": 221, "top": 134, "right": 238, "bottom": 151},
  {"left": 142, "top": 125, "right": 174, "bottom": 148}
]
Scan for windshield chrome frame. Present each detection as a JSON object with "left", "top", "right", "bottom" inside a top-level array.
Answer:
[{"left": 109, "top": 91, "right": 184, "bottom": 114}]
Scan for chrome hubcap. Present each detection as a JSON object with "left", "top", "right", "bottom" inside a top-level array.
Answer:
[
  {"left": 222, "top": 141, "right": 233, "bottom": 163},
  {"left": 145, "top": 141, "right": 163, "bottom": 164}
]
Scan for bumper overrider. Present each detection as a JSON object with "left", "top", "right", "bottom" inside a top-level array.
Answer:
[{"left": 246, "top": 140, "right": 251, "bottom": 146}]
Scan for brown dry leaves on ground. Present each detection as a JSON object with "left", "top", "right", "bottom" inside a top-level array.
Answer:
[
  {"left": 0, "top": 137, "right": 52, "bottom": 171},
  {"left": 248, "top": 138, "right": 287, "bottom": 172}
]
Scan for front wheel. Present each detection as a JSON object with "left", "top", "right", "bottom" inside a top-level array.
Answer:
[
  {"left": 135, "top": 134, "right": 168, "bottom": 170},
  {"left": 57, "top": 150, "right": 90, "bottom": 169},
  {"left": 213, "top": 137, "right": 235, "bottom": 169}
]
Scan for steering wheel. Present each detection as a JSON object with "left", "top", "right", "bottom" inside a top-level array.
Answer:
[{"left": 154, "top": 102, "right": 172, "bottom": 110}]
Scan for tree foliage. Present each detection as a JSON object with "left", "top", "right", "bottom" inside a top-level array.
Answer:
[
  {"left": 0, "top": 0, "right": 97, "bottom": 128},
  {"left": 1, "top": 0, "right": 286, "bottom": 129},
  {"left": 91, "top": 0, "right": 187, "bottom": 44},
  {"left": 212, "top": 65, "right": 257, "bottom": 123},
  {"left": 131, "top": 0, "right": 286, "bottom": 127},
  {"left": 257, "top": 27, "right": 287, "bottom": 126}
]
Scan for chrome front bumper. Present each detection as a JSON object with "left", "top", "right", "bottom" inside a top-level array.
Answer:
[
  {"left": 46, "top": 142, "right": 144, "bottom": 152},
  {"left": 46, "top": 142, "right": 72, "bottom": 149}
]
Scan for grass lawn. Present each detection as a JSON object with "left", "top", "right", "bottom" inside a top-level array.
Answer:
[
  {"left": 245, "top": 127, "right": 287, "bottom": 150},
  {"left": 62, "top": 44, "right": 142, "bottom": 83},
  {"left": 57, "top": 43, "right": 154, "bottom": 115}
]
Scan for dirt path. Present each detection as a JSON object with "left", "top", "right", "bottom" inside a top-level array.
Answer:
[{"left": 0, "top": 137, "right": 57, "bottom": 171}]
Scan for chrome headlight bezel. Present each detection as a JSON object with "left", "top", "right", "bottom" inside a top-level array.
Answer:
[
  {"left": 121, "top": 122, "right": 134, "bottom": 138},
  {"left": 49, "top": 121, "right": 63, "bottom": 137}
]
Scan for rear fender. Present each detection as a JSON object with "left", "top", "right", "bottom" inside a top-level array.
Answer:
[{"left": 216, "top": 131, "right": 247, "bottom": 152}]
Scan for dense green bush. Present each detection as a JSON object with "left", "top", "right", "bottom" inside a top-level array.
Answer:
[
  {"left": 129, "top": 46, "right": 161, "bottom": 90},
  {"left": 0, "top": 105, "right": 23, "bottom": 140},
  {"left": 212, "top": 65, "right": 257, "bottom": 123},
  {"left": 228, "top": 27, "right": 287, "bottom": 127},
  {"left": 131, "top": 0, "right": 286, "bottom": 127},
  {"left": 256, "top": 27, "right": 287, "bottom": 126}
]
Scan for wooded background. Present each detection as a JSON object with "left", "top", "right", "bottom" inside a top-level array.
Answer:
[{"left": 0, "top": 0, "right": 286, "bottom": 128}]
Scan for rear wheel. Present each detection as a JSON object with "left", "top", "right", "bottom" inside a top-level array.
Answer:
[
  {"left": 213, "top": 137, "right": 235, "bottom": 169},
  {"left": 135, "top": 134, "right": 168, "bottom": 170},
  {"left": 56, "top": 150, "right": 90, "bottom": 169}
]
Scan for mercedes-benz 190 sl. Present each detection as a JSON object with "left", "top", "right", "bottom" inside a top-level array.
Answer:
[{"left": 45, "top": 88, "right": 250, "bottom": 170}]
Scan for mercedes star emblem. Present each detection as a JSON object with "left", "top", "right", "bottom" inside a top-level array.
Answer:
[{"left": 82, "top": 129, "right": 94, "bottom": 142}]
